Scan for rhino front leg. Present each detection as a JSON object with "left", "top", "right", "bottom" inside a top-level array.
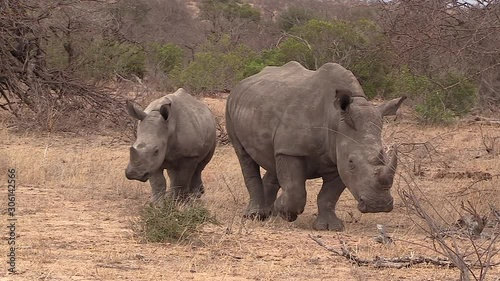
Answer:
[
  {"left": 313, "top": 173, "right": 346, "bottom": 231},
  {"left": 149, "top": 169, "right": 167, "bottom": 206},
  {"left": 189, "top": 167, "right": 204, "bottom": 199},
  {"left": 274, "top": 155, "right": 307, "bottom": 222},
  {"left": 167, "top": 159, "right": 198, "bottom": 201},
  {"left": 262, "top": 171, "right": 280, "bottom": 216}
]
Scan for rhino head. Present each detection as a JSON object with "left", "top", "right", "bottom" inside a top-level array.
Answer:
[
  {"left": 334, "top": 90, "right": 406, "bottom": 213},
  {"left": 124, "top": 100, "right": 172, "bottom": 182}
]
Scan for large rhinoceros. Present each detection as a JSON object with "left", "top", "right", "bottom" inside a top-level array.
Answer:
[
  {"left": 225, "top": 61, "right": 406, "bottom": 231},
  {"left": 125, "top": 88, "right": 217, "bottom": 204}
]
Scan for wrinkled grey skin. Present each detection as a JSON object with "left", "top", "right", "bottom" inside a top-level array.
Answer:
[
  {"left": 125, "top": 88, "right": 217, "bottom": 204},
  {"left": 225, "top": 61, "right": 406, "bottom": 231}
]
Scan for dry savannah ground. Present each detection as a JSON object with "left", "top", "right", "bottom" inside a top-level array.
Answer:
[{"left": 0, "top": 96, "right": 499, "bottom": 281}]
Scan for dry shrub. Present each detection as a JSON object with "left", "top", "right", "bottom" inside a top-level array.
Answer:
[{"left": 134, "top": 199, "right": 217, "bottom": 243}]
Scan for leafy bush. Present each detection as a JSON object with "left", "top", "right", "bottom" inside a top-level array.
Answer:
[
  {"left": 199, "top": 0, "right": 260, "bottom": 22},
  {"left": 393, "top": 67, "right": 477, "bottom": 123},
  {"left": 277, "top": 5, "right": 316, "bottom": 31},
  {"left": 79, "top": 40, "right": 146, "bottom": 80},
  {"left": 150, "top": 43, "right": 184, "bottom": 74},
  {"left": 439, "top": 73, "right": 477, "bottom": 116},
  {"left": 135, "top": 199, "right": 215, "bottom": 243},
  {"left": 269, "top": 18, "right": 394, "bottom": 98},
  {"left": 173, "top": 39, "right": 258, "bottom": 93},
  {"left": 415, "top": 93, "right": 455, "bottom": 124}
]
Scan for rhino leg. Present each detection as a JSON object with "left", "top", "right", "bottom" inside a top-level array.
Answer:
[
  {"left": 189, "top": 169, "right": 204, "bottom": 199},
  {"left": 189, "top": 146, "right": 215, "bottom": 198},
  {"left": 231, "top": 144, "right": 269, "bottom": 220},
  {"left": 167, "top": 159, "right": 198, "bottom": 201},
  {"left": 313, "top": 174, "right": 346, "bottom": 231},
  {"left": 149, "top": 169, "right": 167, "bottom": 206},
  {"left": 262, "top": 171, "right": 280, "bottom": 216},
  {"left": 274, "top": 155, "right": 307, "bottom": 222}
]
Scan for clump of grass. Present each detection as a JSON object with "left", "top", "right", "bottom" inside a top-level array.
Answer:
[{"left": 135, "top": 199, "right": 216, "bottom": 243}]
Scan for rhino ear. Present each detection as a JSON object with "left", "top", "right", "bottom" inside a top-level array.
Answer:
[
  {"left": 334, "top": 89, "right": 356, "bottom": 130},
  {"left": 126, "top": 101, "right": 147, "bottom": 121},
  {"left": 334, "top": 89, "right": 352, "bottom": 111},
  {"left": 377, "top": 96, "right": 407, "bottom": 117},
  {"left": 160, "top": 103, "right": 171, "bottom": 121}
]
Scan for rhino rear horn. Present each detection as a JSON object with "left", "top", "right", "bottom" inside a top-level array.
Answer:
[{"left": 126, "top": 101, "right": 147, "bottom": 121}]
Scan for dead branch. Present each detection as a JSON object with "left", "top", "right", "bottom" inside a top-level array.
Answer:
[
  {"left": 399, "top": 185, "right": 499, "bottom": 281},
  {"left": 309, "top": 234, "right": 455, "bottom": 269},
  {"left": 0, "top": 0, "right": 129, "bottom": 132},
  {"left": 215, "top": 116, "right": 230, "bottom": 145},
  {"left": 450, "top": 174, "right": 500, "bottom": 197}
]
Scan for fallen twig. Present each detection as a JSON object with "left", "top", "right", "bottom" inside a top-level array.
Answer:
[{"left": 309, "top": 234, "right": 455, "bottom": 269}]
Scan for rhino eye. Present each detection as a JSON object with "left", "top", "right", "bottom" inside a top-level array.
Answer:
[
  {"left": 348, "top": 159, "right": 356, "bottom": 171},
  {"left": 153, "top": 149, "right": 159, "bottom": 156}
]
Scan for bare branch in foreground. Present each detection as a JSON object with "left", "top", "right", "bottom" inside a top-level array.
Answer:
[{"left": 308, "top": 234, "right": 455, "bottom": 269}]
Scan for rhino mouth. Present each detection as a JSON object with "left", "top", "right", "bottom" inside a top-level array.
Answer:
[
  {"left": 125, "top": 169, "right": 150, "bottom": 182},
  {"left": 137, "top": 172, "right": 150, "bottom": 182},
  {"left": 357, "top": 196, "right": 394, "bottom": 213}
]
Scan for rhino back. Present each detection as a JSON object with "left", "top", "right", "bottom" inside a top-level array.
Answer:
[{"left": 227, "top": 61, "right": 364, "bottom": 172}]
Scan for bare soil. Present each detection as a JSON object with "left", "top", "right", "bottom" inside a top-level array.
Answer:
[{"left": 0, "top": 97, "right": 499, "bottom": 280}]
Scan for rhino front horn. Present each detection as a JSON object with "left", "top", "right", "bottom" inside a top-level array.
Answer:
[
  {"left": 379, "top": 146, "right": 398, "bottom": 188},
  {"left": 130, "top": 146, "right": 139, "bottom": 159}
]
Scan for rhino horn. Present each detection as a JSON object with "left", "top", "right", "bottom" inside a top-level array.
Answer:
[
  {"left": 379, "top": 146, "right": 398, "bottom": 189},
  {"left": 130, "top": 146, "right": 140, "bottom": 160}
]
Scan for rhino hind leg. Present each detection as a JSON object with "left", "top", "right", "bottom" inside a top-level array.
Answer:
[
  {"left": 274, "top": 155, "right": 307, "bottom": 222},
  {"left": 313, "top": 174, "right": 346, "bottom": 231},
  {"left": 230, "top": 141, "right": 270, "bottom": 220},
  {"left": 189, "top": 145, "right": 215, "bottom": 198}
]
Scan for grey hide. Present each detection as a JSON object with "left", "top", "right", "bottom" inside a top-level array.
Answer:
[
  {"left": 125, "top": 88, "right": 217, "bottom": 204},
  {"left": 225, "top": 61, "right": 406, "bottom": 231}
]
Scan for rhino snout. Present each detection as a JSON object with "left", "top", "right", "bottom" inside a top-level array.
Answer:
[
  {"left": 125, "top": 166, "right": 149, "bottom": 182},
  {"left": 357, "top": 196, "right": 394, "bottom": 213}
]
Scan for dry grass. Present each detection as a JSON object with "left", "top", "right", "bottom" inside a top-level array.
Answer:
[{"left": 0, "top": 98, "right": 498, "bottom": 280}]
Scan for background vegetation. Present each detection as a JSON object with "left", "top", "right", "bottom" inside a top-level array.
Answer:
[{"left": 1, "top": 0, "right": 499, "bottom": 126}]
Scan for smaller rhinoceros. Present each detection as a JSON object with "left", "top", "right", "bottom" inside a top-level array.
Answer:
[{"left": 125, "top": 88, "right": 217, "bottom": 204}]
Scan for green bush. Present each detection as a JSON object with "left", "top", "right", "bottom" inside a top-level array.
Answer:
[
  {"left": 135, "top": 199, "right": 215, "bottom": 243},
  {"left": 393, "top": 67, "right": 477, "bottom": 123},
  {"left": 277, "top": 5, "right": 316, "bottom": 31},
  {"left": 173, "top": 41, "right": 258, "bottom": 93},
  {"left": 267, "top": 18, "right": 394, "bottom": 98},
  {"left": 415, "top": 92, "right": 455, "bottom": 124},
  {"left": 439, "top": 73, "right": 477, "bottom": 116},
  {"left": 80, "top": 40, "right": 146, "bottom": 80},
  {"left": 151, "top": 43, "right": 184, "bottom": 74},
  {"left": 199, "top": 0, "right": 260, "bottom": 23}
]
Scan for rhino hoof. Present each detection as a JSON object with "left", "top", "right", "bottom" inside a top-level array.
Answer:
[
  {"left": 190, "top": 184, "right": 205, "bottom": 198},
  {"left": 278, "top": 211, "right": 298, "bottom": 222},
  {"left": 243, "top": 207, "right": 271, "bottom": 221},
  {"left": 312, "top": 216, "right": 345, "bottom": 231}
]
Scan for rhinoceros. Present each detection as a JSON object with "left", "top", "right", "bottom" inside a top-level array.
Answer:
[
  {"left": 125, "top": 88, "right": 217, "bottom": 203},
  {"left": 225, "top": 61, "right": 406, "bottom": 231}
]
